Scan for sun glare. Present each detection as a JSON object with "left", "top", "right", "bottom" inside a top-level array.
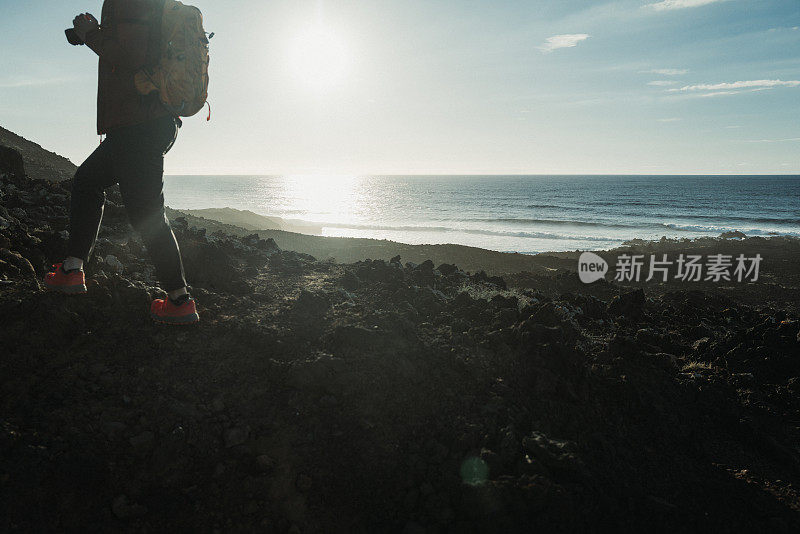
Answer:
[
  {"left": 287, "top": 24, "right": 350, "bottom": 92},
  {"left": 282, "top": 174, "right": 359, "bottom": 223}
]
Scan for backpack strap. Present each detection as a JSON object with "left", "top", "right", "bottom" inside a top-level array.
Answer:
[{"left": 144, "top": 0, "right": 166, "bottom": 71}]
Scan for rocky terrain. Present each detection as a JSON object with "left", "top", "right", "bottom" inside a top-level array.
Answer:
[{"left": 1, "top": 147, "right": 799, "bottom": 532}]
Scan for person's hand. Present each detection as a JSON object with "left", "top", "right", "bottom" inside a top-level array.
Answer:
[{"left": 73, "top": 13, "right": 99, "bottom": 41}]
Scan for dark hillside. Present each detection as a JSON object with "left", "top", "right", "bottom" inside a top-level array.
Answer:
[{"left": 0, "top": 125, "right": 76, "bottom": 182}]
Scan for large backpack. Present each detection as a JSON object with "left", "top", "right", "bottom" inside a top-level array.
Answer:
[{"left": 135, "top": 0, "right": 210, "bottom": 119}]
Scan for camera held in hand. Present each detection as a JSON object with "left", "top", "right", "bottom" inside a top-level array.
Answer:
[
  {"left": 65, "top": 28, "right": 84, "bottom": 46},
  {"left": 65, "top": 14, "right": 97, "bottom": 46}
]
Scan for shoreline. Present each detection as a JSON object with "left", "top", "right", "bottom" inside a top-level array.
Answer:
[
  {"left": 167, "top": 204, "right": 800, "bottom": 255},
  {"left": 167, "top": 205, "right": 800, "bottom": 275}
]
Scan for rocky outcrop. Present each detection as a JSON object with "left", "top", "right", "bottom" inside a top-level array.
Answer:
[{"left": 0, "top": 146, "right": 26, "bottom": 179}]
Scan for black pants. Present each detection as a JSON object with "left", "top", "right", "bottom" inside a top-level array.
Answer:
[{"left": 66, "top": 115, "right": 187, "bottom": 291}]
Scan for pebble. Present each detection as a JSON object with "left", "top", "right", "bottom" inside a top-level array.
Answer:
[
  {"left": 104, "top": 254, "right": 124, "bottom": 273},
  {"left": 692, "top": 337, "right": 711, "bottom": 351}
]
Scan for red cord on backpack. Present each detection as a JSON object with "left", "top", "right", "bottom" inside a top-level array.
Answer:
[{"left": 205, "top": 101, "right": 211, "bottom": 121}]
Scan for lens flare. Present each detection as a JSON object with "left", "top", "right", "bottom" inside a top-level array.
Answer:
[{"left": 460, "top": 457, "right": 489, "bottom": 486}]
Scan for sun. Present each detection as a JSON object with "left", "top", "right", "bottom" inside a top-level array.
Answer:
[{"left": 287, "top": 24, "right": 350, "bottom": 92}]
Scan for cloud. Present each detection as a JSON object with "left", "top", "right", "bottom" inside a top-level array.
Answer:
[
  {"left": 648, "top": 80, "right": 678, "bottom": 86},
  {"left": 645, "top": 0, "right": 728, "bottom": 11},
  {"left": 671, "top": 79, "right": 800, "bottom": 92},
  {"left": 657, "top": 117, "right": 682, "bottom": 122},
  {"left": 0, "top": 77, "right": 75, "bottom": 89},
  {"left": 742, "top": 137, "right": 800, "bottom": 143},
  {"left": 666, "top": 88, "right": 770, "bottom": 99},
  {"left": 645, "top": 68, "right": 688, "bottom": 75},
  {"left": 697, "top": 91, "right": 740, "bottom": 97},
  {"left": 539, "top": 34, "right": 590, "bottom": 53}
]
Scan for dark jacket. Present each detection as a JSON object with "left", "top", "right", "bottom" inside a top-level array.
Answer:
[{"left": 84, "top": 0, "right": 169, "bottom": 134}]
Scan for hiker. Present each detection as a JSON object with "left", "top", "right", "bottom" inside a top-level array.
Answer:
[{"left": 44, "top": 1, "right": 199, "bottom": 325}]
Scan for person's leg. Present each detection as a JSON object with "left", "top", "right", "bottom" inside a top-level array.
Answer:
[
  {"left": 45, "top": 141, "right": 115, "bottom": 293},
  {"left": 115, "top": 117, "right": 188, "bottom": 293},
  {"left": 66, "top": 140, "right": 116, "bottom": 265}
]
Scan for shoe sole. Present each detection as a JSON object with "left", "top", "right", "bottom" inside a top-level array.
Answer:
[
  {"left": 44, "top": 282, "right": 87, "bottom": 295},
  {"left": 150, "top": 312, "right": 200, "bottom": 325}
]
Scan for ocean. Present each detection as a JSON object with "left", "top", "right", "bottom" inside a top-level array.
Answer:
[{"left": 163, "top": 175, "right": 800, "bottom": 254}]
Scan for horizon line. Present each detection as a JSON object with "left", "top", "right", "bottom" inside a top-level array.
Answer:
[{"left": 164, "top": 172, "right": 800, "bottom": 177}]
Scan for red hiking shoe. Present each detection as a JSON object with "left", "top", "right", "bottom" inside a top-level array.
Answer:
[
  {"left": 151, "top": 294, "right": 200, "bottom": 325},
  {"left": 44, "top": 263, "right": 87, "bottom": 294}
]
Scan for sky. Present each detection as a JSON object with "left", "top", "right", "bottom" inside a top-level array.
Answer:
[{"left": 0, "top": 0, "right": 798, "bottom": 175}]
